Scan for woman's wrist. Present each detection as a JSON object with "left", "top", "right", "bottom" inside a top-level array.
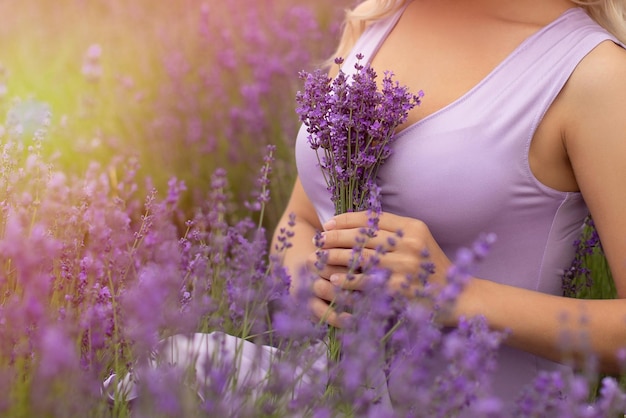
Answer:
[{"left": 442, "top": 276, "right": 488, "bottom": 327}]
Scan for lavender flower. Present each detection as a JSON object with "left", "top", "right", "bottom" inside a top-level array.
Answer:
[
  {"left": 81, "top": 44, "right": 103, "bottom": 82},
  {"left": 563, "top": 216, "right": 616, "bottom": 300},
  {"left": 296, "top": 56, "right": 422, "bottom": 381},
  {"left": 296, "top": 55, "right": 422, "bottom": 214}
]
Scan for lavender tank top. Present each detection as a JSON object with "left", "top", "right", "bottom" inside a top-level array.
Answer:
[{"left": 295, "top": 6, "right": 619, "bottom": 409}]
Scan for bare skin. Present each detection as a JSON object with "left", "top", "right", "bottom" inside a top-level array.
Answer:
[{"left": 271, "top": 0, "right": 626, "bottom": 373}]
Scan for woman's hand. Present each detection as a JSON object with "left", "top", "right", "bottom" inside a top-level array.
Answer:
[
  {"left": 306, "top": 211, "right": 454, "bottom": 326},
  {"left": 320, "top": 212, "right": 452, "bottom": 298},
  {"left": 303, "top": 255, "right": 354, "bottom": 328}
]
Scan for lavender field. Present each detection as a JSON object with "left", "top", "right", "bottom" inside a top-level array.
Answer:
[{"left": 0, "top": 1, "right": 623, "bottom": 417}]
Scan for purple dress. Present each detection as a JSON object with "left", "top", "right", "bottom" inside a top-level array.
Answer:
[{"left": 296, "top": 6, "right": 620, "bottom": 408}]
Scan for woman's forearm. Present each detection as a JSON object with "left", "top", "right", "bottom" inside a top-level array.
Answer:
[
  {"left": 270, "top": 212, "right": 319, "bottom": 291},
  {"left": 456, "top": 277, "right": 626, "bottom": 374}
]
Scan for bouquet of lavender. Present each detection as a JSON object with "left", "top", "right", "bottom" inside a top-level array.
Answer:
[
  {"left": 295, "top": 55, "right": 422, "bottom": 381},
  {"left": 296, "top": 54, "right": 422, "bottom": 214}
]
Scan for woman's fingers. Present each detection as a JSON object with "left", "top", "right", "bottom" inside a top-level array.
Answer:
[
  {"left": 329, "top": 273, "right": 368, "bottom": 291},
  {"left": 319, "top": 228, "right": 398, "bottom": 251},
  {"left": 316, "top": 264, "right": 351, "bottom": 281},
  {"left": 312, "top": 277, "right": 338, "bottom": 302},
  {"left": 309, "top": 293, "right": 352, "bottom": 328},
  {"left": 324, "top": 211, "right": 421, "bottom": 234},
  {"left": 319, "top": 247, "right": 422, "bottom": 275}
]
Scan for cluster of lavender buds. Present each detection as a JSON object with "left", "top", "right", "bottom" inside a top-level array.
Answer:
[
  {"left": 562, "top": 216, "right": 616, "bottom": 299},
  {"left": 296, "top": 54, "right": 422, "bottom": 380},
  {"left": 296, "top": 55, "right": 423, "bottom": 214}
]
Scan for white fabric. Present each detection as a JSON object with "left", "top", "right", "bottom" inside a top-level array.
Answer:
[{"left": 103, "top": 332, "right": 394, "bottom": 415}]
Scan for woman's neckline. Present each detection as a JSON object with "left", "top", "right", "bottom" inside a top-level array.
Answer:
[{"left": 359, "top": 6, "right": 582, "bottom": 138}]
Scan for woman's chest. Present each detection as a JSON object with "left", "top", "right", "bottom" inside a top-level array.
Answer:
[{"left": 367, "top": 2, "right": 569, "bottom": 131}]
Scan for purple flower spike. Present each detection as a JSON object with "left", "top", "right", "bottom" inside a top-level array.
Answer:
[{"left": 295, "top": 55, "right": 422, "bottom": 215}]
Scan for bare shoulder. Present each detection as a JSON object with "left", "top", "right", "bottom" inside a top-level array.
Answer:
[
  {"left": 566, "top": 40, "right": 626, "bottom": 105},
  {"left": 561, "top": 40, "right": 626, "bottom": 139}
]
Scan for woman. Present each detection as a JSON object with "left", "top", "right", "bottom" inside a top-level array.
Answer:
[
  {"left": 106, "top": 0, "right": 626, "bottom": 413},
  {"left": 275, "top": 0, "right": 626, "bottom": 410}
]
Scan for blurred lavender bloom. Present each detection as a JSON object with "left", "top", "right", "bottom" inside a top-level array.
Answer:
[
  {"left": 36, "top": 325, "right": 79, "bottom": 380},
  {"left": 245, "top": 144, "right": 276, "bottom": 213},
  {"left": 595, "top": 376, "right": 626, "bottom": 415},
  {"left": 132, "top": 365, "right": 185, "bottom": 418},
  {"left": 562, "top": 216, "right": 616, "bottom": 299},
  {"left": 4, "top": 98, "right": 51, "bottom": 140},
  {"left": 82, "top": 44, "right": 103, "bottom": 82},
  {"left": 514, "top": 371, "right": 566, "bottom": 416}
]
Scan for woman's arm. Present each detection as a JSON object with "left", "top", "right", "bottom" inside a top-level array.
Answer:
[
  {"left": 322, "top": 208, "right": 626, "bottom": 374},
  {"left": 458, "top": 279, "right": 626, "bottom": 373},
  {"left": 270, "top": 177, "right": 350, "bottom": 325},
  {"left": 470, "top": 39, "right": 626, "bottom": 374},
  {"left": 453, "top": 40, "right": 626, "bottom": 371},
  {"left": 270, "top": 177, "right": 321, "bottom": 284},
  {"left": 321, "top": 41, "right": 626, "bottom": 374},
  {"left": 561, "top": 41, "right": 626, "bottom": 299}
]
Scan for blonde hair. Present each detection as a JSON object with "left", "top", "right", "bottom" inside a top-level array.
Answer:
[
  {"left": 328, "top": 0, "right": 411, "bottom": 66},
  {"left": 330, "top": 0, "right": 626, "bottom": 62},
  {"left": 572, "top": 0, "right": 626, "bottom": 42}
]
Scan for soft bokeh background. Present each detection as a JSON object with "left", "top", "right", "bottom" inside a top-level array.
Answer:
[
  {"left": 0, "top": 0, "right": 355, "bottom": 230},
  {"left": 0, "top": 2, "right": 361, "bottom": 415}
]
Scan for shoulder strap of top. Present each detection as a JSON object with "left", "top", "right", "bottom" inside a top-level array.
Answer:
[
  {"left": 406, "top": 8, "right": 622, "bottom": 135},
  {"left": 476, "top": 8, "right": 621, "bottom": 116},
  {"left": 341, "top": 4, "right": 410, "bottom": 73}
]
